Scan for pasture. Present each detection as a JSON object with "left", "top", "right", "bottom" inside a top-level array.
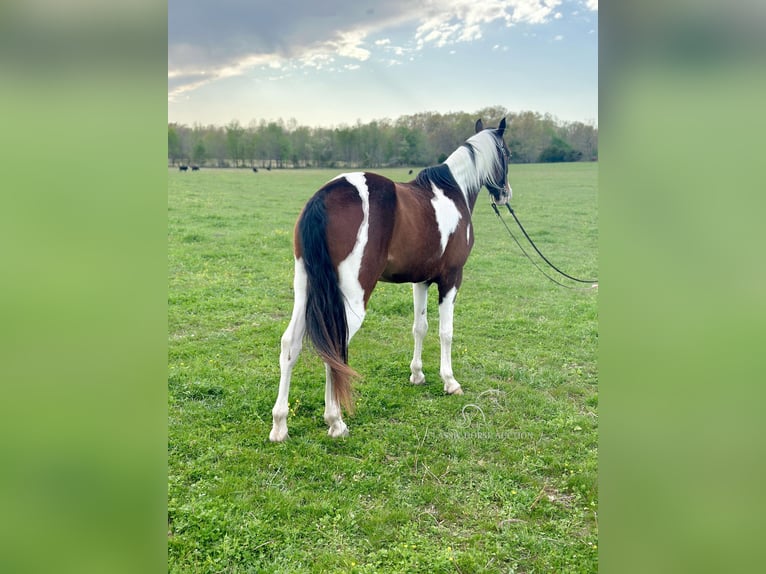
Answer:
[{"left": 168, "top": 163, "right": 598, "bottom": 573}]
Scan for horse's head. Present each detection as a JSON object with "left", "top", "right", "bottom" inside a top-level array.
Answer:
[{"left": 475, "top": 118, "right": 512, "bottom": 206}]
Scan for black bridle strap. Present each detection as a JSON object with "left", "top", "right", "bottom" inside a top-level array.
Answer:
[{"left": 491, "top": 202, "right": 598, "bottom": 289}]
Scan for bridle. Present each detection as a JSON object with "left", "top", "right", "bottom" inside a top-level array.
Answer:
[{"left": 486, "top": 138, "right": 511, "bottom": 203}]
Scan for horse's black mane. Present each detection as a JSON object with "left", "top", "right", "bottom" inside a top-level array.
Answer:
[
  {"left": 460, "top": 142, "right": 476, "bottom": 163},
  {"left": 413, "top": 163, "right": 459, "bottom": 192}
]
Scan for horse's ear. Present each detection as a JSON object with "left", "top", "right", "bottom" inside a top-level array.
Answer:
[
  {"left": 475, "top": 119, "right": 484, "bottom": 133},
  {"left": 497, "top": 117, "right": 507, "bottom": 135}
]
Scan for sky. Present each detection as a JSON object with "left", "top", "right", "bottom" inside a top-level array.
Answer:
[{"left": 168, "top": 0, "right": 598, "bottom": 128}]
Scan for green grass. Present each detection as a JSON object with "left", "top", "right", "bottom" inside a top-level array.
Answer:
[{"left": 168, "top": 163, "right": 598, "bottom": 573}]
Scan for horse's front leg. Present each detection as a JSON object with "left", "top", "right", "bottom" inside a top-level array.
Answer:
[
  {"left": 409, "top": 282, "right": 429, "bottom": 385},
  {"left": 438, "top": 285, "right": 463, "bottom": 395}
]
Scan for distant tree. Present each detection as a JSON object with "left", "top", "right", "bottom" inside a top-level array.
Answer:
[
  {"left": 392, "top": 124, "right": 427, "bottom": 166},
  {"left": 192, "top": 141, "right": 206, "bottom": 166},
  {"left": 202, "top": 127, "right": 227, "bottom": 167},
  {"left": 427, "top": 112, "right": 473, "bottom": 165},
  {"left": 173, "top": 124, "right": 193, "bottom": 164},
  {"left": 356, "top": 121, "right": 384, "bottom": 167},
  {"left": 311, "top": 129, "right": 335, "bottom": 167},
  {"left": 168, "top": 106, "right": 597, "bottom": 168},
  {"left": 335, "top": 126, "right": 359, "bottom": 165},
  {"left": 560, "top": 121, "right": 598, "bottom": 161},
  {"left": 225, "top": 120, "right": 246, "bottom": 167},
  {"left": 260, "top": 121, "right": 290, "bottom": 168},
  {"left": 168, "top": 125, "right": 181, "bottom": 165},
  {"left": 507, "top": 111, "right": 555, "bottom": 163},
  {"left": 189, "top": 123, "right": 207, "bottom": 166},
  {"left": 243, "top": 128, "right": 259, "bottom": 167},
  {"left": 289, "top": 126, "right": 311, "bottom": 167},
  {"left": 538, "top": 136, "right": 583, "bottom": 163},
  {"left": 475, "top": 105, "right": 509, "bottom": 124}
]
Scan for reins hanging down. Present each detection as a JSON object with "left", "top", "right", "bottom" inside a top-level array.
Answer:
[{"left": 491, "top": 202, "right": 598, "bottom": 290}]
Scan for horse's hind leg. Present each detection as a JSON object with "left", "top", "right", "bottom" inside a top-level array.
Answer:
[
  {"left": 323, "top": 298, "right": 365, "bottom": 438},
  {"left": 409, "top": 282, "right": 429, "bottom": 385},
  {"left": 270, "top": 258, "right": 308, "bottom": 442},
  {"left": 323, "top": 365, "right": 347, "bottom": 438},
  {"left": 438, "top": 285, "right": 463, "bottom": 395}
]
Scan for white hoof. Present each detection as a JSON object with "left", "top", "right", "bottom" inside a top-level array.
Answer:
[
  {"left": 269, "top": 425, "right": 288, "bottom": 442},
  {"left": 410, "top": 372, "right": 426, "bottom": 385},
  {"left": 327, "top": 420, "right": 349, "bottom": 438},
  {"left": 444, "top": 381, "right": 463, "bottom": 395}
]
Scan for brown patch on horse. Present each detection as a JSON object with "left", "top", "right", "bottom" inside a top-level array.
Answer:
[
  {"left": 323, "top": 182, "right": 364, "bottom": 268},
  {"left": 356, "top": 173, "right": 397, "bottom": 303},
  {"left": 293, "top": 180, "right": 362, "bottom": 263},
  {"left": 381, "top": 179, "right": 473, "bottom": 292}
]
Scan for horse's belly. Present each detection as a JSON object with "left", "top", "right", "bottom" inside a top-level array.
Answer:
[{"left": 380, "top": 257, "right": 437, "bottom": 284}]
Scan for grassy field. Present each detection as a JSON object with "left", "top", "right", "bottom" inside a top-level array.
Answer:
[{"left": 168, "top": 163, "right": 598, "bottom": 573}]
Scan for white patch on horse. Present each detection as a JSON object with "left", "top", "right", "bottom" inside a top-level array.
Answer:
[
  {"left": 336, "top": 172, "right": 369, "bottom": 326},
  {"left": 467, "top": 223, "right": 471, "bottom": 244},
  {"left": 430, "top": 183, "right": 461, "bottom": 255},
  {"left": 444, "top": 129, "right": 505, "bottom": 203}
]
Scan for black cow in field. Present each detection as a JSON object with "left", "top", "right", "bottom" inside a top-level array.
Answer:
[
  {"left": 191, "top": 165, "right": 200, "bottom": 171},
  {"left": 252, "top": 167, "right": 258, "bottom": 173},
  {"left": 179, "top": 165, "right": 188, "bottom": 172},
  {"left": 408, "top": 169, "right": 413, "bottom": 174}
]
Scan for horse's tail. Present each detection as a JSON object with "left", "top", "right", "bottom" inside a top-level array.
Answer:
[{"left": 298, "top": 193, "right": 357, "bottom": 413}]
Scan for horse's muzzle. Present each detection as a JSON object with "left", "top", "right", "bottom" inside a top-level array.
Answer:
[{"left": 491, "top": 183, "right": 512, "bottom": 205}]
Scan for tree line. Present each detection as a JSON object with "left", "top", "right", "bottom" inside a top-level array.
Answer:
[{"left": 168, "top": 105, "right": 597, "bottom": 169}]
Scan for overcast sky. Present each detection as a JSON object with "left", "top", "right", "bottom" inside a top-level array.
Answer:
[{"left": 168, "top": 0, "right": 598, "bottom": 128}]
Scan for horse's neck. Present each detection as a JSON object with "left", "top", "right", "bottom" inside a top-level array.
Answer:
[
  {"left": 462, "top": 174, "right": 484, "bottom": 211},
  {"left": 444, "top": 164, "right": 482, "bottom": 213},
  {"left": 444, "top": 151, "right": 485, "bottom": 212}
]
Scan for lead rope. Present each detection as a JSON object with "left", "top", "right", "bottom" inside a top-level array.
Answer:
[{"left": 491, "top": 202, "right": 598, "bottom": 291}]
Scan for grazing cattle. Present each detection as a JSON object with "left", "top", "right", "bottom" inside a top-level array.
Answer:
[
  {"left": 408, "top": 169, "right": 413, "bottom": 174},
  {"left": 191, "top": 165, "right": 200, "bottom": 171},
  {"left": 270, "top": 118, "right": 513, "bottom": 441},
  {"left": 252, "top": 167, "right": 259, "bottom": 173},
  {"left": 179, "top": 165, "right": 188, "bottom": 172}
]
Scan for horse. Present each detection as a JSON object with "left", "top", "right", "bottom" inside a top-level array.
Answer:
[{"left": 270, "top": 118, "right": 512, "bottom": 442}]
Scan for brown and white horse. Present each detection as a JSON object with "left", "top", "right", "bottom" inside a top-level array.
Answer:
[{"left": 270, "top": 118, "right": 512, "bottom": 441}]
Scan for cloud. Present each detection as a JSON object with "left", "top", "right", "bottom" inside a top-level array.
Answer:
[
  {"left": 414, "top": 1, "right": 562, "bottom": 48},
  {"left": 169, "top": 1, "right": 411, "bottom": 70},
  {"left": 332, "top": 29, "right": 371, "bottom": 61},
  {"left": 168, "top": 52, "right": 277, "bottom": 101},
  {"left": 169, "top": 0, "right": 567, "bottom": 99}
]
